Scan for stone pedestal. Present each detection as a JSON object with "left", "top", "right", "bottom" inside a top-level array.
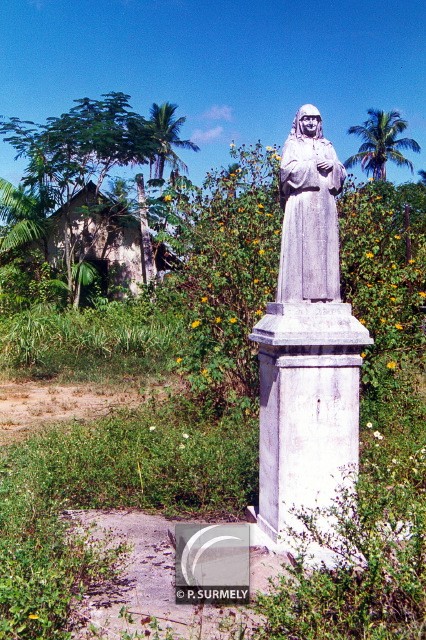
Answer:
[{"left": 249, "top": 302, "right": 373, "bottom": 544}]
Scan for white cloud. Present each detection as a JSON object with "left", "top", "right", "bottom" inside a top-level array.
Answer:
[
  {"left": 202, "top": 105, "right": 233, "bottom": 122},
  {"left": 191, "top": 126, "right": 224, "bottom": 144}
]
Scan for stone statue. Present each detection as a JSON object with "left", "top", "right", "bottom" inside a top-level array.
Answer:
[{"left": 276, "top": 104, "right": 346, "bottom": 303}]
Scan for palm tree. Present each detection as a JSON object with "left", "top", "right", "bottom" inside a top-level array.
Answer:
[
  {"left": 418, "top": 170, "right": 426, "bottom": 185},
  {"left": 345, "top": 109, "right": 420, "bottom": 180},
  {"left": 147, "top": 102, "right": 199, "bottom": 180}
]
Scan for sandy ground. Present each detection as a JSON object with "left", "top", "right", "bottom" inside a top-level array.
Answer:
[{"left": 0, "top": 381, "right": 146, "bottom": 445}]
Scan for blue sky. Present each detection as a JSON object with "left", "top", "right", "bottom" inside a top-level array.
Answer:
[{"left": 1, "top": 0, "right": 425, "bottom": 187}]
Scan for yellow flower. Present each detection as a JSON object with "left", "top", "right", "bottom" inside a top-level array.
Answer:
[
  {"left": 253, "top": 278, "right": 259, "bottom": 284},
  {"left": 201, "top": 296, "right": 208, "bottom": 303},
  {"left": 266, "top": 213, "right": 273, "bottom": 217},
  {"left": 274, "top": 229, "right": 281, "bottom": 235},
  {"left": 386, "top": 361, "right": 397, "bottom": 369},
  {"left": 215, "top": 316, "right": 222, "bottom": 323},
  {"left": 380, "top": 318, "right": 386, "bottom": 324},
  {"left": 191, "top": 320, "right": 201, "bottom": 329},
  {"left": 390, "top": 284, "right": 397, "bottom": 288},
  {"left": 361, "top": 352, "right": 366, "bottom": 358},
  {"left": 230, "top": 143, "right": 235, "bottom": 148},
  {"left": 252, "top": 239, "right": 260, "bottom": 245},
  {"left": 395, "top": 323, "right": 403, "bottom": 330},
  {"left": 419, "top": 292, "right": 426, "bottom": 298},
  {"left": 365, "top": 251, "right": 374, "bottom": 258},
  {"left": 164, "top": 194, "right": 172, "bottom": 202},
  {"left": 359, "top": 318, "right": 366, "bottom": 325},
  {"left": 409, "top": 259, "right": 415, "bottom": 264},
  {"left": 201, "top": 369, "right": 208, "bottom": 376},
  {"left": 238, "top": 207, "right": 245, "bottom": 212},
  {"left": 219, "top": 226, "right": 225, "bottom": 232},
  {"left": 266, "top": 146, "right": 273, "bottom": 151},
  {"left": 28, "top": 615, "right": 39, "bottom": 620},
  {"left": 390, "top": 297, "right": 396, "bottom": 302},
  {"left": 391, "top": 264, "right": 397, "bottom": 269},
  {"left": 394, "top": 234, "right": 401, "bottom": 240},
  {"left": 176, "top": 357, "right": 183, "bottom": 363},
  {"left": 257, "top": 203, "right": 264, "bottom": 209},
  {"left": 273, "top": 154, "right": 281, "bottom": 161},
  {"left": 258, "top": 249, "right": 265, "bottom": 255},
  {"left": 229, "top": 317, "right": 238, "bottom": 324},
  {"left": 255, "top": 309, "right": 263, "bottom": 316}
]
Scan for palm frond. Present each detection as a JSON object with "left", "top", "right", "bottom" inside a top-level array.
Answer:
[
  {"left": 387, "top": 150, "right": 414, "bottom": 172},
  {"left": 391, "top": 138, "right": 421, "bottom": 153},
  {"left": 344, "top": 152, "right": 370, "bottom": 169},
  {"left": 72, "top": 261, "right": 99, "bottom": 286},
  {"left": 0, "top": 219, "right": 46, "bottom": 253}
]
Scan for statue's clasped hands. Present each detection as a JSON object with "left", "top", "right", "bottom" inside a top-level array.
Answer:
[{"left": 317, "top": 160, "right": 333, "bottom": 173}]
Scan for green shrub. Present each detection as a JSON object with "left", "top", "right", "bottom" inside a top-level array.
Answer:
[
  {"left": 339, "top": 179, "right": 426, "bottom": 391},
  {"left": 0, "top": 460, "right": 127, "bottom": 639},
  {"left": 255, "top": 472, "right": 426, "bottom": 639},
  {"left": 162, "top": 143, "right": 283, "bottom": 409}
]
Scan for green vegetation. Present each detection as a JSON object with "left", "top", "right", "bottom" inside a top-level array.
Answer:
[
  {"left": 0, "top": 441, "right": 129, "bottom": 639},
  {"left": 0, "top": 293, "right": 181, "bottom": 379},
  {"left": 0, "top": 138, "right": 424, "bottom": 638}
]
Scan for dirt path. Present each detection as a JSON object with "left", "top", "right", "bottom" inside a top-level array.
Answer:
[{"left": 0, "top": 381, "right": 146, "bottom": 446}]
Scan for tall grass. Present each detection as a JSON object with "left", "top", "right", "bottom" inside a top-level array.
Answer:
[{"left": 0, "top": 299, "right": 183, "bottom": 379}]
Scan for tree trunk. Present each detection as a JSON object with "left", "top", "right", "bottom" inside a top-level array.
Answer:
[
  {"left": 404, "top": 203, "right": 412, "bottom": 263},
  {"left": 64, "top": 210, "right": 73, "bottom": 305},
  {"left": 73, "top": 278, "right": 81, "bottom": 309},
  {"left": 136, "top": 174, "right": 156, "bottom": 285}
]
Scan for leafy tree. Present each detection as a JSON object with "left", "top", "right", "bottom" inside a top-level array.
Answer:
[
  {"left": 147, "top": 102, "right": 200, "bottom": 180},
  {"left": 345, "top": 109, "right": 420, "bottom": 180},
  {"left": 0, "top": 93, "right": 155, "bottom": 305}
]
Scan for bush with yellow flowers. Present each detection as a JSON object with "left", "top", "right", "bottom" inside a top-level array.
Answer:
[
  {"left": 161, "top": 143, "right": 283, "bottom": 410},
  {"left": 338, "top": 177, "right": 426, "bottom": 392}
]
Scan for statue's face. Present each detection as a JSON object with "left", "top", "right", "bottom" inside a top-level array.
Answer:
[{"left": 300, "top": 115, "right": 320, "bottom": 137}]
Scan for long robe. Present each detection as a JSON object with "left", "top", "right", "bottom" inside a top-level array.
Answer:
[{"left": 276, "top": 136, "right": 346, "bottom": 302}]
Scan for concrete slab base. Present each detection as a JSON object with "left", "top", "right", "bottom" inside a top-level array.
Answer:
[{"left": 68, "top": 509, "right": 291, "bottom": 640}]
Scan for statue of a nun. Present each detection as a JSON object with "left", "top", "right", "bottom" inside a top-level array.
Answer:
[{"left": 276, "top": 105, "right": 346, "bottom": 303}]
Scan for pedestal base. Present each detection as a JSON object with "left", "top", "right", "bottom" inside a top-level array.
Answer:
[{"left": 250, "top": 301, "right": 373, "bottom": 545}]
